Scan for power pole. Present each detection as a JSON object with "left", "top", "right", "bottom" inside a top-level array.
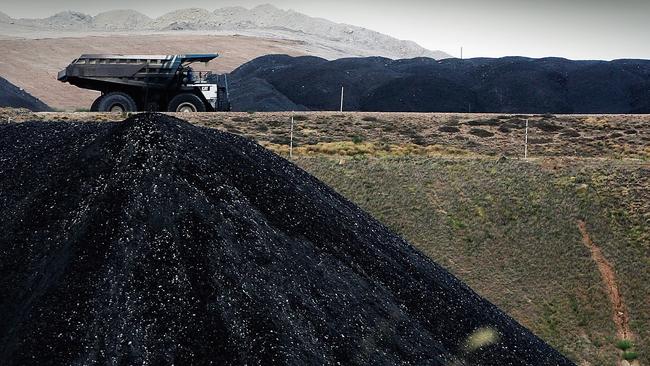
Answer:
[
  {"left": 340, "top": 86, "right": 344, "bottom": 112},
  {"left": 461, "top": 47, "right": 463, "bottom": 60}
]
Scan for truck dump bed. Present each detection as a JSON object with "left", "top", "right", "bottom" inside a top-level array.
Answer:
[{"left": 58, "top": 54, "right": 218, "bottom": 91}]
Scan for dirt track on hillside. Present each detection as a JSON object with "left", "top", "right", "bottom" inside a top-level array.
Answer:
[{"left": 577, "top": 220, "right": 633, "bottom": 341}]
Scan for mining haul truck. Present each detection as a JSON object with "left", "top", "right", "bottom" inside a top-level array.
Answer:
[{"left": 58, "top": 54, "right": 230, "bottom": 112}]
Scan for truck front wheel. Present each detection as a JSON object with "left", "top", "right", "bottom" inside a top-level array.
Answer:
[
  {"left": 168, "top": 93, "right": 206, "bottom": 113},
  {"left": 97, "top": 92, "right": 137, "bottom": 112}
]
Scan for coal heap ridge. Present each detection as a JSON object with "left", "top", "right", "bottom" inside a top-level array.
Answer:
[
  {"left": 0, "top": 76, "right": 52, "bottom": 112},
  {"left": 0, "top": 113, "right": 573, "bottom": 365}
]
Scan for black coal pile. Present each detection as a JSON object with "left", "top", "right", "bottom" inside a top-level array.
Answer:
[
  {"left": 0, "top": 113, "right": 573, "bottom": 365},
  {"left": 0, "top": 76, "right": 52, "bottom": 111},
  {"left": 227, "top": 54, "right": 650, "bottom": 113}
]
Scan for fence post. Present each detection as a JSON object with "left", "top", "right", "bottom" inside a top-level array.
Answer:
[
  {"left": 340, "top": 87, "right": 344, "bottom": 112},
  {"left": 524, "top": 119, "right": 529, "bottom": 159},
  {"left": 290, "top": 112, "right": 294, "bottom": 159}
]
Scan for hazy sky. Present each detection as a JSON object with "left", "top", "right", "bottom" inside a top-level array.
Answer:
[{"left": 2, "top": 0, "right": 649, "bottom": 60}]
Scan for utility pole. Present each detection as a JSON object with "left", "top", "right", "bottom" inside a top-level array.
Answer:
[
  {"left": 524, "top": 119, "right": 529, "bottom": 159},
  {"left": 461, "top": 47, "right": 463, "bottom": 60},
  {"left": 289, "top": 113, "right": 294, "bottom": 159},
  {"left": 340, "top": 86, "right": 344, "bottom": 112}
]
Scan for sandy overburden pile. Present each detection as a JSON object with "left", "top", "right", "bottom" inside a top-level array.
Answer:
[{"left": 0, "top": 114, "right": 573, "bottom": 365}]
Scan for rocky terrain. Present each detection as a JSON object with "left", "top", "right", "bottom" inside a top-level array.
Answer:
[
  {"left": 0, "top": 5, "right": 449, "bottom": 60},
  {"left": 0, "top": 113, "right": 572, "bottom": 365},
  {"left": 227, "top": 55, "right": 650, "bottom": 113},
  {"left": 0, "top": 76, "right": 51, "bottom": 111}
]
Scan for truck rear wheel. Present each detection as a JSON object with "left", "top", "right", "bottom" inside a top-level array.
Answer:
[
  {"left": 97, "top": 92, "right": 137, "bottom": 113},
  {"left": 168, "top": 93, "right": 206, "bottom": 113}
]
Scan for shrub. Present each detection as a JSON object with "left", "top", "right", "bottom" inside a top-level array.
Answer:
[
  {"left": 507, "top": 119, "right": 527, "bottom": 129},
  {"left": 616, "top": 339, "right": 633, "bottom": 351},
  {"left": 352, "top": 135, "right": 364, "bottom": 144},
  {"left": 232, "top": 116, "right": 252, "bottom": 123},
  {"left": 469, "top": 128, "right": 495, "bottom": 138},
  {"left": 534, "top": 120, "right": 564, "bottom": 132},
  {"left": 293, "top": 115, "right": 309, "bottom": 121},
  {"left": 270, "top": 136, "right": 291, "bottom": 145},
  {"left": 439, "top": 125, "right": 460, "bottom": 133},
  {"left": 467, "top": 119, "right": 499, "bottom": 126},
  {"left": 411, "top": 136, "right": 427, "bottom": 146},
  {"left": 528, "top": 137, "right": 553, "bottom": 144},
  {"left": 561, "top": 130, "right": 581, "bottom": 138},
  {"left": 622, "top": 351, "right": 638, "bottom": 361},
  {"left": 362, "top": 116, "right": 379, "bottom": 122}
]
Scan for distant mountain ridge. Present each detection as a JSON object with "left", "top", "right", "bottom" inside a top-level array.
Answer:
[{"left": 0, "top": 5, "right": 450, "bottom": 60}]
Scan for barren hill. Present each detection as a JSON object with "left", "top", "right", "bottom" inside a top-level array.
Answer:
[
  {"left": 92, "top": 10, "right": 151, "bottom": 30},
  {"left": 0, "top": 5, "right": 449, "bottom": 60}
]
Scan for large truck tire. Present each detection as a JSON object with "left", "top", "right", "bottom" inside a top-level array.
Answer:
[
  {"left": 90, "top": 94, "right": 106, "bottom": 112},
  {"left": 168, "top": 93, "right": 206, "bottom": 113},
  {"left": 97, "top": 92, "right": 137, "bottom": 112}
]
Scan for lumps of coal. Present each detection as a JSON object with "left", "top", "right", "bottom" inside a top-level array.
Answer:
[{"left": 0, "top": 113, "right": 574, "bottom": 365}]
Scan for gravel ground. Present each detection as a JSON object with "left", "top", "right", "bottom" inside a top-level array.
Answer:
[{"left": 0, "top": 113, "right": 573, "bottom": 365}]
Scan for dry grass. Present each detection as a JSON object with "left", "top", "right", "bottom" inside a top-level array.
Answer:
[{"left": 4, "top": 110, "right": 649, "bottom": 159}]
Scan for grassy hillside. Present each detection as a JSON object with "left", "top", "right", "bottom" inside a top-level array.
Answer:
[{"left": 293, "top": 156, "right": 648, "bottom": 365}]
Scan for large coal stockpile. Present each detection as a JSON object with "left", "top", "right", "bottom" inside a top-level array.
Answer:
[
  {"left": 0, "top": 114, "right": 573, "bottom": 365},
  {"left": 229, "top": 55, "right": 650, "bottom": 113}
]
